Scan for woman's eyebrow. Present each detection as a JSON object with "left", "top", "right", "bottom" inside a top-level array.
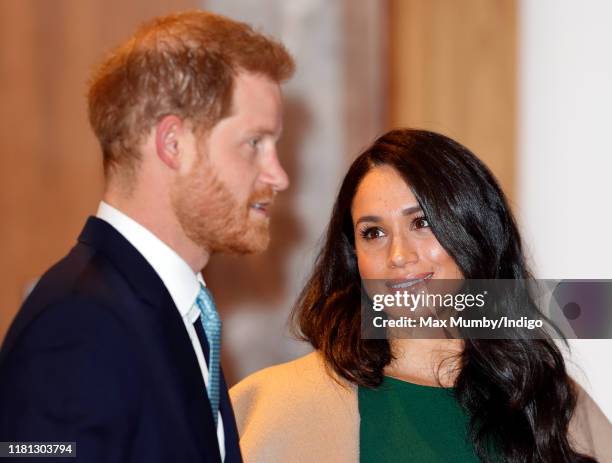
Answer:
[
  {"left": 402, "top": 205, "right": 422, "bottom": 216},
  {"left": 355, "top": 206, "right": 422, "bottom": 225},
  {"left": 355, "top": 215, "right": 381, "bottom": 225}
]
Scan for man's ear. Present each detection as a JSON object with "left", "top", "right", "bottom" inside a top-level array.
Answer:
[{"left": 155, "top": 115, "right": 185, "bottom": 170}]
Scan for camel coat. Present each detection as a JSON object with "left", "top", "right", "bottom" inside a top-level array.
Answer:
[{"left": 230, "top": 352, "right": 612, "bottom": 462}]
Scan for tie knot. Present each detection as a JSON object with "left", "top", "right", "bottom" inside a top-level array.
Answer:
[
  {"left": 196, "top": 284, "right": 220, "bottom": 325},
  {"left": 198, "top": 283, "right": 212, "bottom": 301}
]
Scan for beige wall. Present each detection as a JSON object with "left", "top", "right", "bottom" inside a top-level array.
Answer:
[
  {"left": 388, "top": 0, "right": 517, "bottom": 200},
  {"left": 0, "top": 1, "right": 518, "bottom": 355},
  {"left": 0, "top": 0, "right": 196, "bottom": 341}
]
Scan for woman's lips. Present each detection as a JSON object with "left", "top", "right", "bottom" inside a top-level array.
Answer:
[{"left": 385, "top": 272, "right": 434, "bottom": 290}]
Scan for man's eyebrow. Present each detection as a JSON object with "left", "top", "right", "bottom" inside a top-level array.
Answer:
[{"left": 249, "top": 126, "right": 282, "bottom": 137}]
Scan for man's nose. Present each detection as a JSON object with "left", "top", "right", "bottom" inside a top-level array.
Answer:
[{"left": 261, "top": 150, "right": 289, "bottom": 192}]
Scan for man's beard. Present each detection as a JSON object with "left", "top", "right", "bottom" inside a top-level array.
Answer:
[{"left": 171, "top": 155, "right": 273, "bottom": 256}]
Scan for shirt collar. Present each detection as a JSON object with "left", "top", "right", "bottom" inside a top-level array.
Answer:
[{"left": 96, "top": 201, "right": 203, "bottom": 317}]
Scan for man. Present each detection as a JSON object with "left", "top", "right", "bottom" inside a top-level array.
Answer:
[{"left": 0, "top": 10, "right": 294, "bottom": 462}]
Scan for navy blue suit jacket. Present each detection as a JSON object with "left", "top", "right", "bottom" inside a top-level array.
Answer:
[{"left": 0, "top": 217, "right": 242, "bottom": 462}]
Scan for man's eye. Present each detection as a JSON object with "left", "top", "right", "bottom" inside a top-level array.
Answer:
[
  {"left": 248, "top": 137, "right": 261, "bottom": 149},
  {"left": 411, "top": 216, "right": 430, "bottom": 230},
  {"left": 359, "top": 227, "right": 385, "bottom": 240}
]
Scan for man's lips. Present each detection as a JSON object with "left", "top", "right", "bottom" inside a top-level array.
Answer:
[
  {"left": 385, "top": 272, "right": 434, "bottom": 290},
  {"left": 249, "top": 199, "right": 274, "bottom": 216}
]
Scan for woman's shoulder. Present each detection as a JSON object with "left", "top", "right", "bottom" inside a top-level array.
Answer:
[
  {"left": 568, "top": 379, "right": 612, "bottom": 461},
  {"left": 229, "top": 351, "right": 359, "bottom": 463},
  {"left": 231, "top": 350, "right": 325, "bottom": 391},
  {"left": 230, "top": 350, "right": 355, "bottom": 416}
]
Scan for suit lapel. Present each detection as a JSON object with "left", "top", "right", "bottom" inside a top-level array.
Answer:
[
  {"left": 79, "top": 217, "right": 223, "bottom": 462},
  {"left": 219, "top": 368, "right": 243, "bottom": 463}
]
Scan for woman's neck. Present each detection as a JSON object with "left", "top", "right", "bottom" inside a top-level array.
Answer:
[{"left": 384, "top": 338, "right": 464, "bottom": 387}]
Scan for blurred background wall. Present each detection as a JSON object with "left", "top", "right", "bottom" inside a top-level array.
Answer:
[
  {"left": 0, "top": 0, "right": 609, "bottom": 420},
  {"left": 518, "top": 0, "right": 612, "bottom": 423},
  {"left": 201, "top": 0, "right": 387, "bottom": 384},
  {"left": 0, "top": 0, "right": 197, "bottom": 348}
]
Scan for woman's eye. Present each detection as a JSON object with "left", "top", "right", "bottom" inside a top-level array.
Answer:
[
  {"left": 411, "top": 216, "right": 430, "bottom": 230},
  {"left": 359, "top": 227, "right": 385, "bottom": 240}
]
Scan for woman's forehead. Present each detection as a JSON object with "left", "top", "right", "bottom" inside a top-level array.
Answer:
[{"left": 352, "top": 166, "right": 417, "bottom": 213}]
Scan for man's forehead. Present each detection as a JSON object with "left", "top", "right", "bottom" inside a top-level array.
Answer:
[
  {"left": 231, "top": 71, "right": 282, "bottom": 104},
  {"left": 224, "top": 74, "right": 283, "bottom": 125}
]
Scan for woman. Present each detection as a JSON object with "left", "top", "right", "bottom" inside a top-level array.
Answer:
[{"left": 230, "top": 129, "right": 611, "bottom": 462}]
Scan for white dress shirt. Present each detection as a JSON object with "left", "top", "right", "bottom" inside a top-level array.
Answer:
[{"left": 96, "top": 201, "right": 225, "bottom": 460}]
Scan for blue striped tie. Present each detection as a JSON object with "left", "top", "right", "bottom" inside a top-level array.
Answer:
[{"left": 195, "top": 284, "right": 222, "bottom": 427}]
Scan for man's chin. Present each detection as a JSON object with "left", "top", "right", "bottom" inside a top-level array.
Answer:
[
  {"left": 239, "top": 231, "right": 270, "bottom": 254},
  {"left": 242, "top": 239, "right": 270, "bottom": 255},
  {"left": 211, "top": 230, "right": 270, "bottom": 255},
  {"left": 242, "top": 218, "right": 271, "bottom": 253}
]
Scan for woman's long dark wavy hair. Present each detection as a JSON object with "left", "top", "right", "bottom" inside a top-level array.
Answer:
[{"left": 292, "top": 129, "right": 597, "bottom": 462}]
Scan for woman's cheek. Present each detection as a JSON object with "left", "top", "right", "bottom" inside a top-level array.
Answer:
[
  {"left": 356, "top": 248, "right": 383, "bottom": 280},
  {"left": 426, "top": 241, "right": 462, "bottom": 278}
]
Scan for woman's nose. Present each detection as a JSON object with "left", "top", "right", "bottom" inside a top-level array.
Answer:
[{"left": 388, "top": 237, "right": 418, "bottom": 269}]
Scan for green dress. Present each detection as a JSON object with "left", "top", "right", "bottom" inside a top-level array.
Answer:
[{"left": 358, "top": 376, "right": 482, "bottom": 462}]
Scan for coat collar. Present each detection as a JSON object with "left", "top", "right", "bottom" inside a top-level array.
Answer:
[{"left": 78, "top": 216, "right": 174, "bottom": 308}]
